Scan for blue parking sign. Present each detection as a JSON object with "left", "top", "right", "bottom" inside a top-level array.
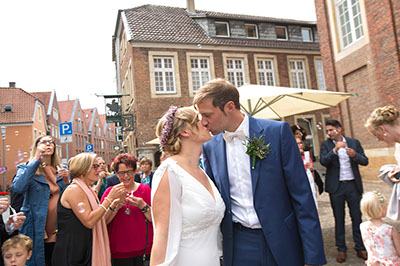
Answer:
[
  {"left": 85, "top": 144, "right": 94, "bottom": 153},
  {"left": 59, "top": 122, "right": 73, "bottom": 136}
]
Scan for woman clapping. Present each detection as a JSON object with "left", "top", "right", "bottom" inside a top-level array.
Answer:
[{"left": 102, "top": 153, "right": 153, "bottom": 266}]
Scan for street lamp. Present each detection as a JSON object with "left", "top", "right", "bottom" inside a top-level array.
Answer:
[{"left": 1, "top": 126, "right": 6, "bottom": 192}]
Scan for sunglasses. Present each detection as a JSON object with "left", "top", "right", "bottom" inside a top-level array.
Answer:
[{"left": 92, "top": 164, "right": 100, "bottom": 170}]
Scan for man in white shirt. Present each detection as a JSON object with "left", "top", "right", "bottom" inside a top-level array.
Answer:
[
  {"left": 194, "top": 79, "right": 326, "bottom": 266},
  {"left": 320, "top": 119, "right": 368, "bottom": 263}
]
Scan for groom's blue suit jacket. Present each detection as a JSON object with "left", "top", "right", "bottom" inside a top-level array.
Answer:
[{"left": 202, "top": 115, "right": 326, "bottom": 266}]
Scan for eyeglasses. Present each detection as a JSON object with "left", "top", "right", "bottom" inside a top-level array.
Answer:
[
  {"left": 39, "top": 140, "right": 55, "bottom": 146},
  {"left": 92, "top": 164, "right": 100, "bottom": 170},
  {"left": 117, "top": 170, "right": 134, "bottom": 176}
]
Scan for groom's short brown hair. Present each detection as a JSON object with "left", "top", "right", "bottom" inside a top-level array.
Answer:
[{"left": 193, "top": 79, "right": 240, "bottom": 111}]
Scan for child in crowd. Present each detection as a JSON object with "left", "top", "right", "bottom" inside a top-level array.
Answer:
[
  {"left": 2, "top": 234, "right": 33, "bottom": 266},
  {"left": 360, "top": 191, "right": 400, "bottom": 265}
]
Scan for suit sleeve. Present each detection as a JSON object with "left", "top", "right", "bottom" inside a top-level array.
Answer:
[
  {"left": 351, "top": 139, "right": 368, "bottom": 166},
  {"left": 280, "top": 122, "right": 326, "bottom": 265},
  {"left": 320, "top": 141, "right": 337, "bottom": 167},
  {"left": 202, "top": 145, "right": 215, "bottom": 183}
]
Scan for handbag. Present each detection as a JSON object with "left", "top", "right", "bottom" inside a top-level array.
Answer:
[
  {"left": 143, "top": 218, "right": 150, "bottom": 266},
  {"left": 313, "top": 170, "right": 324, "bottom": 195}
]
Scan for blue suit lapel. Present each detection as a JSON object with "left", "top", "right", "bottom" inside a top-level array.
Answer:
[
  {"left": 248, "top": 115, "right": 265, "bottom": 195},
  {"left": 213, "top": 134, "right": 231, "bottom": 208}
]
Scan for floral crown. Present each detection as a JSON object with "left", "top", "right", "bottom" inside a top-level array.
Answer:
[
  {"left": 159, "top": 106, "right": 178, "bottom": 151},
  {"left": 374, "top": 191, "right": 385, "bottom": 205}
]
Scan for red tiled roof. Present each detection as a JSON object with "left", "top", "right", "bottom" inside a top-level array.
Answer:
[
  {"left": 123, "top": 5, "right": 319, "bottom": 50},
  {"left": 0, "top": 87, "right": 38, "bottom": 124},
  {"left": 31, "top": 92, "right": 52, "bottom": 115},
  {"left": 58, "top": 100, "right": 76, "bottom": 123}
]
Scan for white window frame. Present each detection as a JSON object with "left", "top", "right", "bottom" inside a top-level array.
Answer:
[
  {"left": 288, "top": 56, "right": 310, "bottom": 89},
  {"left": 52, "top": 108, "right": 59, "bottom": 121},
  {"left": 190, "top": 57, "right": 211, "bottom": 93},
  {"left": 38, "top": 106, "right": 42, "bottom": 122},
  {"left": 149, "top": 51, "right": 181, "bottom": 98},
  {"left": 301, "top": 27, "right": 313, "bottom": 42},
  {"left": 294, "top": 114, "right": 320, "bottom": 157},
  {"left": 187, "top": 52, "right": 215, "bottom": 97},
  {"left": 335, "top": 0, "right": 364, "bottom": 49},
  {"left": 222, "top": 54, "right": 250, "bottom": 89},
  {"left": 256, "top": 58, "right": 277, "bottom": 86},
  {"left": 153, "top": 57, "right": 176, "bottom": 94},
  {"left": 276, "top": 26, "right": 288, "bottom": 41},
  {"left": 226, "top": 58, "right": 246, "bottom": 88},
  {"left": 215, "top": 21, "right": 230, "bottom": 37},
  {"left": 245, "top": 24, "right": 258, "bottom": 39},
  {"left": 314, "top": 58, "right": 326, "bottom": 90}
]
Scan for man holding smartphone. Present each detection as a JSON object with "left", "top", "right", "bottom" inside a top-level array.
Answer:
[{"left": 320, "top": 119, "right": 368, "bottom": 263}]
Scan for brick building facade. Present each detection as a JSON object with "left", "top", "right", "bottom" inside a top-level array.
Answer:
[
  {"left": 0, "top": 83, "right": 47, "bottom": 188},
  {"left": 59, "top": 100, "right": 118, "bottom": 164},
  {"left": 113, "top": 4, "right": 333, "bottom": 166},
  {"left": 314, "top": 0, "right": 400, "bottom": 178}
]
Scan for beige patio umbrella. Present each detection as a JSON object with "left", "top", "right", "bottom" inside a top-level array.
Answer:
[
  {"left": 238, "top": 84, "right": 356, "bottom": 119},
  {"left": 145, "top": 138, "right": 160, "bottom": 145}
]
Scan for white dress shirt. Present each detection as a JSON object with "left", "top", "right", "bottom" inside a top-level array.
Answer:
[
  {"left": 333, "top": 137, "right": 355, "bottom": 181},
  {"left": 225, "top": 114, "right": 261, "bottom": 229}
]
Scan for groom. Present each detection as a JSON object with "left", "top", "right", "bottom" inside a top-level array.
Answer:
[{"left": 194, "top": 79, "right": 326, "bottom": 266}]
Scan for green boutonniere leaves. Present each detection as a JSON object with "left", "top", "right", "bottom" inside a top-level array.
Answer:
[{"left": 243, "top": 135, "right": 271, "bottom": 169}]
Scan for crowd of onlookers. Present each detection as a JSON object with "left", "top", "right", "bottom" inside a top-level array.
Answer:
[
  {"left": 0, "top": 133, "right": 156, "bottom": 266},
  {"left": 1, "top": 105, "right": 400, "bottom": 266}
]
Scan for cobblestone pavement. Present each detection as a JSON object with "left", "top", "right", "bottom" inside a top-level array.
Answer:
[{"left": 318, "top": 178, "right": 400, "bottom": 265}]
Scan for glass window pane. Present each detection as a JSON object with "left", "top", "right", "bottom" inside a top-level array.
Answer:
[
  {"left": 276, "top": 26, "right": 287, "bottom": 40},
  {"left": 216, "top": 22, "right": 229, "bottom": 36},
  {"left": 245, "top": 24, "right": 257, "bottom": 38}
]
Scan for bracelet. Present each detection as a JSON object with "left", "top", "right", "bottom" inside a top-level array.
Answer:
[
  {"left": 99, "top": 204, "right": 107, "bottom": 212},
  {"left": 109, "top": 205, "right": 116, "bottom": 211},
  {"left": 141, "top": 204, "right": 150, "bottom": 213},
  {"left": 104, "top": 198, "right": 112, "bottom": 205}
]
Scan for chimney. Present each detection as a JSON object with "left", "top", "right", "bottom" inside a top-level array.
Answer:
[
  {"left": 186, "top": 0, "right": 195, "bottom": 13},
  {"left": 9, "top": 82, "right": 15, "bottom": 88}
]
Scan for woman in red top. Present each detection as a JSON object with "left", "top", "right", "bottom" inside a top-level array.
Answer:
[{"left": 101, "top": 153, "right": 153, "bottom": 266}]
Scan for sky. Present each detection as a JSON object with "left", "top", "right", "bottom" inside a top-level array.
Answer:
[{"left": 0, "top": 0, "right": 317, "bottom": 114}]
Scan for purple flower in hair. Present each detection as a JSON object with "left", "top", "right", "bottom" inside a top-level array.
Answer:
[{"left": 159, "top": 106, "right": 178, "bottom": 151}]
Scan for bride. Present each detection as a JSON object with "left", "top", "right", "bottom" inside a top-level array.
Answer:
[{"left": 151, "top": 106, "right": 225, "bottom": 266}]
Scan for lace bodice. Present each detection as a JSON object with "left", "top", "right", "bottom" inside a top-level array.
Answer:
[{"left": 151, "top": 158, "right": 225, "bottom": 266}]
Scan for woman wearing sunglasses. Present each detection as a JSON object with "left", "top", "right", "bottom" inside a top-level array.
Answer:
[
  {"left": 52, "top": 152, "right": 125, "bottom": 266},
  {"left": 101, "top": 153, "right": 153, "bottom": 266},
  {"left": 12, "top": 135, "right": 70, "bottom": 265}
]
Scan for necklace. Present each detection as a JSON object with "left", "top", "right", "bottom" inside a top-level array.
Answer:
[{"left": 124, "top": 184, "right": 136, "bottom": 215}]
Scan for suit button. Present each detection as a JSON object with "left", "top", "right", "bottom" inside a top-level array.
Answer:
[{"left": 228, "top": 210, "right": 231, "bottom": 215}]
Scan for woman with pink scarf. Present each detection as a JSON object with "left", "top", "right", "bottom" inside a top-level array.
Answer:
[{"left": 52, "top": 153, "right": 125, "bottom": 265}]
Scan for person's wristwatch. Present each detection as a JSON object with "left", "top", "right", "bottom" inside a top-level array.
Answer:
[{"left": 141, "top": 204, "right": 150, "bottom": 213}]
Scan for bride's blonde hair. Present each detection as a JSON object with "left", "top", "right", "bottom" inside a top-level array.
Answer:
[
  {"left": 156, "top": 106, "right": 199, "bottom": 155},
  {"left": 365, "top": 106, "right": 399, "bottom": 132}
]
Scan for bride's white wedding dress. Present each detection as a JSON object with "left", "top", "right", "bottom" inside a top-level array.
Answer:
[{"left": 151, "top": 158, "right": 225, "bottom": 266}]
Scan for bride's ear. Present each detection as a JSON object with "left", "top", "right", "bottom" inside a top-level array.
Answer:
[{"left": 179, "top": 129, "right": 190, "bottom": 138}]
